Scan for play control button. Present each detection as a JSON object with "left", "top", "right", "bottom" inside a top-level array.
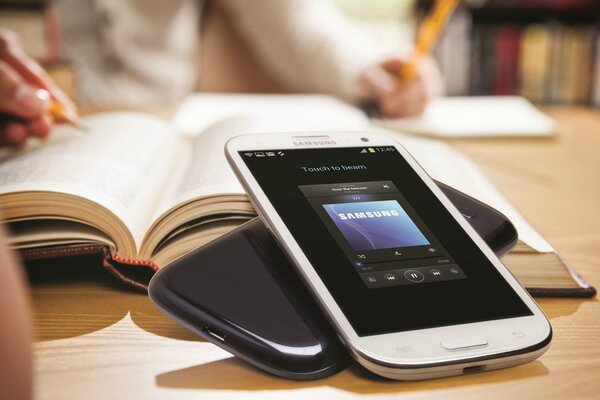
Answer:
[
  {"left": 441, "top": 337, "right": 488, "bottom": 351},
  {"left": 404, "top": 270, "right": 425, "bottom": 282}
]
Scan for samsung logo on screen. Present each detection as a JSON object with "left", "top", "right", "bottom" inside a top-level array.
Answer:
[
  {"left": 338, "top": 210, "right": 400, "bottom": 220},
  {"left": 292, "top": 140, "right": 337, "bottom": 146}
]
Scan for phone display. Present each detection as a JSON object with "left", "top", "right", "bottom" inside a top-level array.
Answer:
[
  {"left": 300, "top": 180, "right": 466, "bottom": 289},
  {"left": 239, "top": 146, "right": 532, "bottom": 336}
]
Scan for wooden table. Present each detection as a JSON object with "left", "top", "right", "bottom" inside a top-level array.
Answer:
[{"left": 29, "top": 107, "right": 600, "bottom": 400}]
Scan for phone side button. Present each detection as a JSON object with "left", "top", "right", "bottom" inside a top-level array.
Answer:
[{"left": 441, "top": 337, "right": 488, "bottom": 351}]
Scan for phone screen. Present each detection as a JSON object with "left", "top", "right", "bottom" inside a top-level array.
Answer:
[
  {"left": 240, "top": 146, "right": 532, "bottom": 336},
  {"left": 299, "top": 180, "right": 466, "bottom": 289}
]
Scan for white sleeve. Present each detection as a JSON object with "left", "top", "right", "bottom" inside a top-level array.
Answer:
[{"left": 217, "top": 0, "right": 388, "bottom": 101}]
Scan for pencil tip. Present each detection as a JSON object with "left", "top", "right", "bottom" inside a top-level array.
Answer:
[{"left": 76, "top": 123, "right": 91, "bottom": 133}]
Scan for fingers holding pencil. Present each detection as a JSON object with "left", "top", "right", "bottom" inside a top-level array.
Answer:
[
  {"left": 0, "top": 29, "right": 78, "bottom": 146},
  {"left": 0, "top": 59, "right": 52, "bottom": 146},
  {"left": 360, "top": 0, "right": 456, "bottom": 118},
  {"left": 360, "top": 56, "right": 444, "bottom": 118}
]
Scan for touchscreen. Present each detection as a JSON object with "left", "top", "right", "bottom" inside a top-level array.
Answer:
[
  {"left": 299, "top": 181, "right": 466, "bottom": 288},
  {"left": 240, "top": 145, "right": 531, "bottom": 336}
]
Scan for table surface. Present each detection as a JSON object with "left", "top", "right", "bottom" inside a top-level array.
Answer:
[{"left": 29, "top": 106, "right": 600, "bottom": 400}]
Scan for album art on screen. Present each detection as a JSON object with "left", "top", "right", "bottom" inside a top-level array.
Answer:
[{"left": 322, "top": 200, "right": 430, "bottom": 251}]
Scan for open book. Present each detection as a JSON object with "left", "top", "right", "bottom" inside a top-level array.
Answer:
[
  {"left": 0, "top": 113, "right": 254, "bottom": 271},
  {"left": 0, "top": 94, "right": 593, "bottom": 296}
]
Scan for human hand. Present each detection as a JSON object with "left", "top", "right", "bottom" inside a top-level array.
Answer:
[
  {"left": 360, "top": 56, "right": 444, "bottom": 118},
  {"left": 0, "top": 30, "right": 76, "bottom": 146}
]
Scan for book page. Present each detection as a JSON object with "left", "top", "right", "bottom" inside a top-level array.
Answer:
[
  {"left": 172, "top": 93, "right": 370, "bottom": 136},
  {"left": 151, "top": 118, "right": 246, "bottom": 221},
  {"left": 145, "top": 96, "right": 373, "bottom": 253},
  {"left": 7, "top": 220, "right": 115, "bottom": 250},
  {"left": 0, "top": 112, "right": 181, "bottom": 253},
  {"left": 158, "top": 95, "right": 371, "bottom": 215}
]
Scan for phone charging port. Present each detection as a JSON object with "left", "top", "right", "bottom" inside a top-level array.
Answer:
[
  {"left": 463, "top": 365, "right": 484, "bottom": 374},
  {"left": 203, "top": 326, "right": 226, "bottom": 342}
]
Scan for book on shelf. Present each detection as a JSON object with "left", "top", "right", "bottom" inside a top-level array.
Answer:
[
  {"left": 493, "top": 25, "right": 521, "bottom": 96},
  {"left": 422, "top": 0, "right": 600, "bottom": 105},
  {"left": 519, "top": 24, "right": 551, "bottom": 103},
  {"left": 0, "top": 94, "right": 594, "bottom": 296}
]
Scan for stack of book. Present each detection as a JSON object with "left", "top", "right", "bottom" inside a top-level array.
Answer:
[{"left": 419, "top": 0, "right": 600, "bottom": 106}]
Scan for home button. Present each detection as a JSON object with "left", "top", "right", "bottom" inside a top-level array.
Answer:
[{"left": 441, "top": 337, "right": 488, "bottom": 351}]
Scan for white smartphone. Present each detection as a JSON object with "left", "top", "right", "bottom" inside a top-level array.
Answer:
[{"left": 225, "top": 131, "right": 552, "bottom": 380}]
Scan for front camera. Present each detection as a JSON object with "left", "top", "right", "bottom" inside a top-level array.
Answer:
[{"left": 361, "top": 137, "right": 369, "bottom": 142}]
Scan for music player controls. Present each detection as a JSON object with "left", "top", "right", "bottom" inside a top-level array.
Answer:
[
  {"left": 404, "top": 270, "right": 425, "bottom": 282},
  {"left": 361, "top": 264, "right": 466, "bottom": 288},
  {"left": 429, "top": 268, "right": 444, "bottom": 278}
]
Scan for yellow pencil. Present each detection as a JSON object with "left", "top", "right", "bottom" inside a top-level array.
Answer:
[
  {"left": 48, "top": 97, "right": 86, "bottom": 130},
  {"left": 398, "top": 0, "right": 459, "bottom": 83}
]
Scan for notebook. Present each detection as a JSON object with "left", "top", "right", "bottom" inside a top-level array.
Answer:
[{"left": 378, "top": 96, "right": 558, "bottom": 138}]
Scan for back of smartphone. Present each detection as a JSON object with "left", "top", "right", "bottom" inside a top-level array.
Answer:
[{"left": 149, "top": 218, "right": 350, "bottom": 380}]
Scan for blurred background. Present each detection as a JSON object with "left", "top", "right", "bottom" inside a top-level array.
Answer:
[{"left": 1, "top": 0, "right": 598, "bottom": 107}]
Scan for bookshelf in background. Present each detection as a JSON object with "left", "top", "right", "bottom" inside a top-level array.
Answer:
[
  {"left": 0, "top": 0, "right": 76, "bottom": 99},
  {"left": 416, "top": 0, "right": 600, "bottom": 106}
]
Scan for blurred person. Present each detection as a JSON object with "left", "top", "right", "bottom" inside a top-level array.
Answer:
[
  {"left": 57, "top": 0, "right": 443, "bottom": 115},
  {"left": 0, "top": 0, "right": 443, "bottom": 147}
]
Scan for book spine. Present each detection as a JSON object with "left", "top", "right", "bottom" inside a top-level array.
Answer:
[
  {"left": 19, "top": 245, "right": 158, "bottom": 291},
  {"left": 111, "top": 252, "right": 160, "bottom": 272},
  {"left": 470, "top": 25, "right": 496, "bottom": 95},
  {"left": 104, "top": 251, "right": 158, "bottom": 291},
  {"left": 520, "top": 24, "right": 551, "bottom": 103},
  {"left": 493, "top": 25, "right": 521, "bottom": 95},
  {"left": 19, "top": 244, "right": 107, "bottom": 260}
]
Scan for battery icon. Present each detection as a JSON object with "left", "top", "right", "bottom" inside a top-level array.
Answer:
[{"left": 368, "top": 148, "right": 376, "bottom": 153}]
